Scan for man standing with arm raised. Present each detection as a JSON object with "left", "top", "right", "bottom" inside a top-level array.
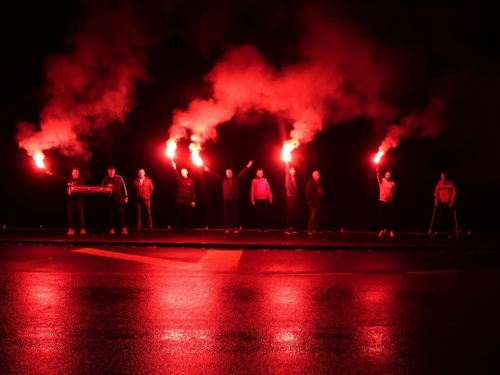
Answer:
[{"left": 204, "top": 160, "right": 253, "bottom": 233}]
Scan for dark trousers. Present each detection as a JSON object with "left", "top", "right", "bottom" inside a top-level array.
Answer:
[
  {"left": 136, "top": 200, "right": 153, "bottom": 229},
  {"left": 379, "top": 201, "right": 394, "bottom": 231},
  {"left": 436, "top": 202, "right": 454, "bottom": 234},
  {"left": 109, "top": 196, "right": 126, "bottom": 229},
  {"left": 176, "top": 200, "right": 193, "bottom": 230},
  {"left": 224, "top": 199, "right": 238, "bottom": 229},
  {"left": 286, "top": 196, "right": 298, "bottom": 230},
  {"left": 308, "top": 204, "right": 321, "bottom": 232},
  {"left": 67, "top": 201, "right": 84, "bottom": 229},
  {"left": 255, "top": 199, "right": 268, "bottom": 229}
]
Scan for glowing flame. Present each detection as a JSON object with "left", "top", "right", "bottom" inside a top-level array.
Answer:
[
  {"left": 189, "top": 143, "right": 203, "bottom": 166},
  {"left": 282, "top": 141, "right": 298, "bottom": 162},
  {"left": 33, "top": 151, "right": 45, "bottom": 169},
  {"left": 373, "top": 150, "right": 384, "bottom": 164},
  {"left": 166, "top": 141, "right": 177, "bottom": 159}
]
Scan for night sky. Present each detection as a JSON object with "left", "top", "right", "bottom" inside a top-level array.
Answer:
[{"left": 1, "top": 0, "right": 498, "bottom": 233}]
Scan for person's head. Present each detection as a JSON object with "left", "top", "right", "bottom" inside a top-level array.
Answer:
[
  {"left": 181, "top": 168, "right": 188, "bottom": 178},
  {"left": 440, "top": 172, "right": 448, "bottom": 182},
  {"left": 256, "top": 169, "right": 264, "bottom": 178},
  {"left": 107, "top": 166, "right": 115, "bottom": 177},
  {"left": 289, "top": 167, "right": 296, "bottom": 176},
  {"left": 71, "top": 168, "right": 80, "bottom": 179},
  {"left": 385, "top": 171, "right": 392, "bottom": 181},
  {"left": 138, "top": 169, "right": 145, "bottom": 179},
  {"left": 312, "top": 170, "right": 320, "bottom": 182},
  {"left": 226, "top": 169, "right": 233, "bottom": 179}
]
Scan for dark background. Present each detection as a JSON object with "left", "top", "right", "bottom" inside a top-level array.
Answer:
[{"left": 0, "top": 0, "right": 498, "bottom": 233}]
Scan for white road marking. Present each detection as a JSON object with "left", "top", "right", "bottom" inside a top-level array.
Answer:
[{"left": 72, "top": 248, "right": 243, "bottom": 272}]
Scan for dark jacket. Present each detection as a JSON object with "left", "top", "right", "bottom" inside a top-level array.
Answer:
[
  {"left": 206, "top": 166, "right": 249, "bottom": 200},
  {"left": 102, "top": 175, "right": 128, "bottom": 198},
  {"left": 132, "top": 177, "right": 154, "bottom": 201},
  {"left": 176, "top": 172, "right": 196, "bottom": 203},
  {"left": 305, "top": 178, "right": 324, "bottom": 206},
  {"left": 285, "top": 164, "right": 298, "bottom": 197},
  {"left": 67, "top": 176, "right": 85, "bottom": 203},
  {"left": 49, "top": 173, "right": 85, "bottom": 202}
]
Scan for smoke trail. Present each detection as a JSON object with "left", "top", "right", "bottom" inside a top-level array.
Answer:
[
  {"left": 167, "top": 15, "right": 400, "bottom": 151},
  {"left": 377, "top": 97, "right": 447, "bottom": 155},
  {"left": 15, "top": 2, "right": 149, "bottom": 161}
]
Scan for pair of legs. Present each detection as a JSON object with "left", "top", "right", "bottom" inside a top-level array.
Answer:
[
  {"left": 224, "top": 199, "right": 239, "bottom": 231},
  {"left": 308, "top": 204, "right": 321, "bottom": 233},
  {"left": 175, "top": 200, "right": 193, "bottom": 231},
  {"left": 67, "top": 200, "right": 85, "bottom": 230},
  {"left": 286, "top": 196, "right": 298, "bottom": 232},
  {"left": 379, "top": 201, "right": 394, "bottom": 235},
  {"left": 109, "top": 196, "right": 126, "bottom": 230},
  {"left": 136, "top": 200, "right": 153, "bottom": 229},
  {"left": 435, "top": 202, "right": 454, "bottom": 234},
  {"left": 255, "top": 199, "right": 268, "bottom": 230}
]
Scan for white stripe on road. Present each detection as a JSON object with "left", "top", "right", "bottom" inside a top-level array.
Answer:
[{"left": 72, "top": 248, "right": 243, "bottom": 272}]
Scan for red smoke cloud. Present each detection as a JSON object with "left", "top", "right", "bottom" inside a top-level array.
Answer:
[
  {"left": 16, "top": 3, "right": 149, "bottom": 161},
  {"left": 377, "top": 97, "right": 447, "bottom": 155},
  {"left": 168, "top": 15, "right": 401, "bottom": 152}
]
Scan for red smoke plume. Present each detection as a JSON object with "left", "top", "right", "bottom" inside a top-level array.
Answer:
[
  {"left": 16, "top": 3, "right": 149, "bottom": 161},
  {"left": 167, "top": 15, "right": 401, "bottom": 152},
  {"left": 377, "top": 97, "right": 447, "bottom": 156}
]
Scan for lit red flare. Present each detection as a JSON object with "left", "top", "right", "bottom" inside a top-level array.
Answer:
[
  {"left": 189, "top": 143, "right": 203, "bottom": 166},
  {"left": 282, "top": 141, "right": 298, "bottom": 163},
  {"left": 33, "top": 151, "right": 45, "bottom": 169},
  {"left": 373, "top": 150, "right": 384, "bottom": 164},
  {"left": 166, "top": 141, "right": 177, "bottom": 160}
]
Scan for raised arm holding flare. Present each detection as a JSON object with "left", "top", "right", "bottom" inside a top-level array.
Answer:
[{"left": 204, "top": 160, "right": 253, "bottom": 233}]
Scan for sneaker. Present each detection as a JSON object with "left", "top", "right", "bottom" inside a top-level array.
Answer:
[
  {"left": 67, "top": 229, "right": 75, "bottom": 235},
  {"left": 285, "top": 229, "right": 293, "bottom": 235},
  {"left": 390, "top": 231, "right": 395, "bottom": 237},
  {"left": 79, "top": 229, "right": 86, "bottom": 235},
  {"left": 121, "top": 228, "right": 128, "bottom": 234},
  {"left": 224, "top": 229, "right": 231, "bottom": 234},
  {"left": 291, "top": 230, "right": 299, "bottom": 234},
  {"left": 378, "top": 230, "right": 384, "bottom": 237},
  {"left": 110, "top": 228, "right": 115, "bottom": 234},
  {"left": 233, "top": 229, "right": 240, "bottom": 234}
]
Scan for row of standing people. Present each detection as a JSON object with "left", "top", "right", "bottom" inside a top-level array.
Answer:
[{"left": 56, "top": 162, "right": 456, "bottom": 236}]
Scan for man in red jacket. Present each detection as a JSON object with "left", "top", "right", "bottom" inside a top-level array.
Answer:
[{"left": 132, "top": 169, "right": 154, "bottom": 231}]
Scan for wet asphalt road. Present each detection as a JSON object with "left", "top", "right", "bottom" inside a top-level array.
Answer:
[{"left": 1, "top": 245, "right": 500, "bottom": 374}]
